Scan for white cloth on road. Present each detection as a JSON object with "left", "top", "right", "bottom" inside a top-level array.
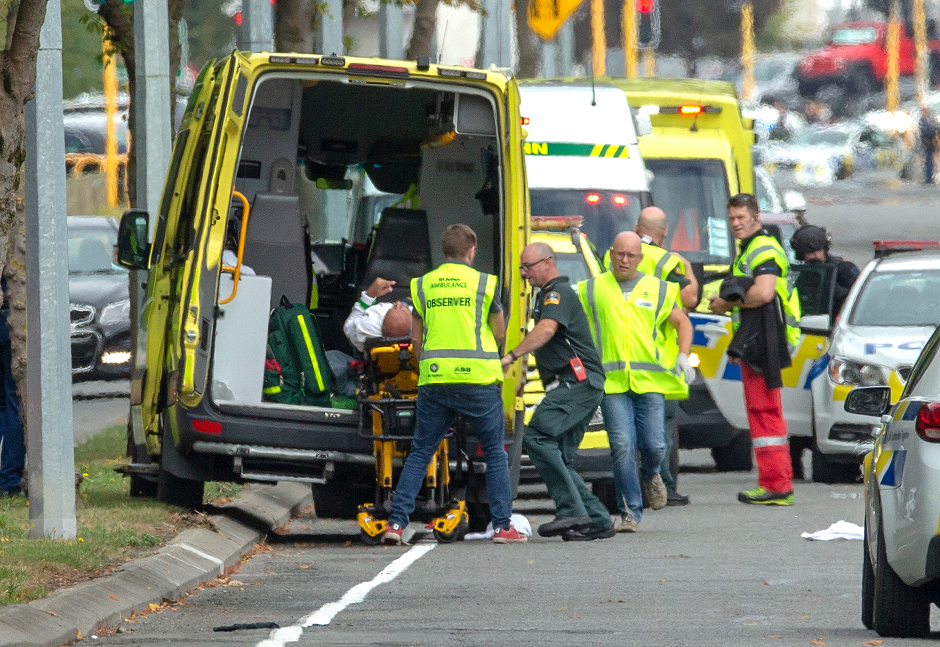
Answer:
[
  {"left": 464, "top": 513, "right": 533, "bottom": 541},
  {"left": 800, "top": 520, "right": 863, "bottom": 541}
]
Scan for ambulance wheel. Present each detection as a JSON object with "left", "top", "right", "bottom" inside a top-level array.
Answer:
[
  {"left": 126, "top": 434, "right": 157, "bottom": 499},
  {"left": 360, "top": 528, "right": 384, "bottom": 546},
  {"left": 861, "top": 520, "right": 875, "bottom": 630},
  {"left": 873, "top": 518, "right": 930, "bottom": 637},
  {"left": 157, "top": 468, "right": 205, "bottom": 510},
  {"left": 711, "top": 431, "right": 753, "bottom": 472},
  {"left": 433, "top": 520, "right": 469, "bottom": 544}
]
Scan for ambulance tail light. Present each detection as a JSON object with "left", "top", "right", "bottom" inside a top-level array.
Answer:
[
  {"left": 347, "top": 63, "right": 409, "bottom": 79},
  {"left": 612, "top": 195, "right": 626, "bottom": 206},
  {"left": 658, "top": 105, "right": 722, "bottom": 115},
  {"left": 192, "top": 419, "right": 222, "bottom": 435},
  {"left": 916, "top": 403, "right": 940, "bottom": 442},
  {"left": 521, "top": 117, "right": 530, "bottom": 125},
  {"left": 586, "top": 193, "right": 601, "bottom": 204}
]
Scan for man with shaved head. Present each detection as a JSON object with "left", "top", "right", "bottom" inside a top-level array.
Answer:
[
  {"left": 343, "top": 277, "right": 413, "bottom": 353},
  {"left": 579, "top": 231, "right": 694, "bottom": 533},
  {"left": 634, "top": 206, "right": 698, "bottom": 506},
  {"left": 502, "top": 242, "right": 614, "bottom": 541}
]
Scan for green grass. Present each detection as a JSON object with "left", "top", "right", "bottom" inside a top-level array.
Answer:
[{"left": 0, "top": 424, "right": 243, "bottom": 607}]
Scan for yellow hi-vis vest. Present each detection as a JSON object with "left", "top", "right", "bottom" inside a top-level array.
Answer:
[
  {"left": 578, "top": 272, "right": 688, "bottom": 398},
  {"left": 731, "top": 234, "right": 801, "bottom": 349},
  {"left": 411, "top": 262, "right": 502, "bottom": 386},
  {"left": 603, "top": 242, "right": 681, "bottom": 280}
]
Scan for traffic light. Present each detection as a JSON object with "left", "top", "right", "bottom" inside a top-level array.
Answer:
[{"left": 636, "top": 0, "right": 661, "bottom": 49}]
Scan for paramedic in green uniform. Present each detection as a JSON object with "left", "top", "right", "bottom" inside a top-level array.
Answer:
[{"left": 502, "top": 242, "right": 615, "bottom": 541}]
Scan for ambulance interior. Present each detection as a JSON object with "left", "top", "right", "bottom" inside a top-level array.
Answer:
[{"left": 212, "top": 74, "right": 504, "bottom": 407}]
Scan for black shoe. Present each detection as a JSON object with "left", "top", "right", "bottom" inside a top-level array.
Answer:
[
  {"left": 666, "top": 492, "right": 689, "bottom": 507},
  {"left": 561, "top": 525, "right": 617, "bottom": 541},
  {"left": 537, "top": 515, "right": 592, "bottom": 537}
]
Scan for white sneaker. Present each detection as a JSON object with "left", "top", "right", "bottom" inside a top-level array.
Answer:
[{"left": 616, "top": 514, "right": 638, "bottom": 533}]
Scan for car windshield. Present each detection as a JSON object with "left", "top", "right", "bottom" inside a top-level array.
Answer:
[
  {"left": 644, "top": 158, "right": 733, "bottom": 264},
  {"left": 556, "top": 252, "right": 593, "bottom": 287},
  {"left": 849, "top": 269, "right": 940, "bottom": 327},
  {"left": 529, "top": 189, "right": 643, "bottom": 254},
  {"left": 832, "top": 27, "right": 877, "bottom": 45},
  {"left": 790, "top": 127, "right": 855, "bottom": 147},
  {"left": 68, "top": 228, "right": 122, "bottom": 274}
]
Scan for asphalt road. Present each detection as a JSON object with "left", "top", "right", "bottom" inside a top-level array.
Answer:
[
  {"left": 68, "top": 466, "right": 918, "bottom": 647},
  {"left": 71, "top": 379, "right": 129, "bottom": 445}
]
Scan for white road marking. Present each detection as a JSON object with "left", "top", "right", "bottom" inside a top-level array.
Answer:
[{"left": 256, "top": 543, "right": 436, "bottom": 646}]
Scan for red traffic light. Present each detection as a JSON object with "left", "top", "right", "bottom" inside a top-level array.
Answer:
[{"left": 636, "top": 0, "right": 655, "bottom": 13}]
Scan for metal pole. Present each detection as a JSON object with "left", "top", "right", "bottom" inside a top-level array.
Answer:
[
  {"left": 914, "top": 0, "right": 927, "bottom": 105},
  {"left": 623, "top": 0, "right": 637, "bottom": 78},
  {"left": 540, "top": 38, "right": 558, "bottom": 77},
  {"left": 103, "top": 31, "right": 119, "bottom": 208},
  {"left": 481, "top": 0, "right": 513, "bottom": 68},
  {"left": 241, "top": 0, "right": 274, "bottom": 52},
  {"left": 558, "top": 21, "right": 574, "bottom": 76},
  {"left": 317, "top": 0, "right": 344, "bottom": 55},
  {"left": 591, "top": 0, "right": 606, "bottom": 75},
  {"left": 25, "top": 0, "right": 75, "bottom": 540},
  {"left": 379, "top": 2, "right": 405, "bottom": 59},
  {"left": 741, "top": 1, "right": 755, "bottom": 102},
  {"left": 886, "top": 1, "right": 901, "bottom": 112},
  {"left": 642, "top": 48, "right": 655, "bottom": 77}
]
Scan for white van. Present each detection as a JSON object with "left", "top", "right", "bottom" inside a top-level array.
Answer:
[{"left": 519, "top": 82, "right": 653, "bottom": 252}]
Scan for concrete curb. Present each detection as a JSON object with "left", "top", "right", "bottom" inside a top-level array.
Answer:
[{"left": 0, "top": 482, "right": 312, "bottom": 647}]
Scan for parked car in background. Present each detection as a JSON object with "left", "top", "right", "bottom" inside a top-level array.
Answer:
[
  {"left": 811, "top": 247, "right": 940, "bottom": 482},
  {"left": 863, "top": 319, "right": 940, "bottom": 638},
  {"left": 739, "top": 53, "right": 802, "bottom": 109},
  {"left": 763, "top": 122, "right": 913, "bottom": 186},
  {"left": 68, "top": 216, "right": 131, "bottom": 381}
]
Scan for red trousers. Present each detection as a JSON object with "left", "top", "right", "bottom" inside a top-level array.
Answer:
[{"left": 741, "top": 363, "right": 792, "bottom": 493}]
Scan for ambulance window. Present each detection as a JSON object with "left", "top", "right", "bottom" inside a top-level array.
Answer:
[
  {"left": 150, "top": 128, "right": 189, "bottom": 267},
  {"left": 175, "top": 129, "right": 212, "bottom": 256}
]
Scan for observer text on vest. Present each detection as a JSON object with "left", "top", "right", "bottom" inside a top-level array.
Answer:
[{"left": 426, "top": 297, "right": 474, "bottom": 308}]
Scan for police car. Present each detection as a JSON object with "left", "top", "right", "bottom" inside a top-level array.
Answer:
[
  {"left": 811, "top": 246, "right": 940, "bottom": 483},
  {"left": 862, "top": 320, "right": 940, "bottom": 638}
]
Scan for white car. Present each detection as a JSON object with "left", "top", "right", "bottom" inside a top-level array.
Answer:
[
  {"left": 811, "top": 251, "right": 940, "bottom": 483},
  {"left": 862, "top": 321, "right": 940, "bottom": 638}
]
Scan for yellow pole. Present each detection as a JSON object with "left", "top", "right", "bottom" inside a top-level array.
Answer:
[
  {"left": 886, "top": 1, "right": 901, "bottom": 112},
  {"left": 591, "top": 0, "right": 606, "bottom": 76},
  {"left": 741, "top": 1, "right": 755, "bottom": 102},
  {"left": 914, "top": 0, "right": 927, "bottom": 106},
  {"left": 623, "top": 0, "right": 637, "bottom": 78},
  {"left": 102, "top": 31, "right": 119, "bottom": 208},
  {"left": 642, "top": 49, "right": 655, "bottom": 77}
]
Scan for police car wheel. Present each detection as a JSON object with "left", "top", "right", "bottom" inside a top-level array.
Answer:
[
  {"left": 711, "top": 431, "right": 753, "bottom": 472},
  {"left": 861, "top": 519, "right": 875, "bottom": 630},
  {"left": 810, "top": 444, "right": 861, "bottom": 484},
  {"left": 872, "top": 518, "right": 930, "bottom": 637}
]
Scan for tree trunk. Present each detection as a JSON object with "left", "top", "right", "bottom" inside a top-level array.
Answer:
[
  {"left": 0, "top": 0, "right": 52, "bottom": 434},
  {"left": 514, "top": 0, "right": 539, "bottom": 77},
  {"left": 276, "top": 0, "right": 314, "bottom": 53},
  {"left": 407, "top": 0, "right": 440, "bottom": 59}
]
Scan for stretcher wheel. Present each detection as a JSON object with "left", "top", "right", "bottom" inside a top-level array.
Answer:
[
  {"left": 432, "top": 520, "right": 468, "bottom": 544},
  {"left": 360, "top": 528, "right": 384, "bottom": 546}
]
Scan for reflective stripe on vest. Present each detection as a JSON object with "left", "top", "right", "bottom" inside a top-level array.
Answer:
[
  {"left": 752, "top": 435, "right": 789, "bottom": 448},
  {"left": 412, "top": 264, "right": 502, "bottom": 385}
]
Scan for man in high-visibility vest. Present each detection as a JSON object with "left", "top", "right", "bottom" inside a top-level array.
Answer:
[
  {"left": 708, "top": 193, "right": 800, "bottom": 506},
  {"left": 383, "top": 224, "right": 526, "bottom": 545},
  {"left": 502, "top": 242, "right": 614, "bottom": 541},
  {"left": 579, "top": 232, "right": 695, "bottom": 533},
  {"left": 635, "top": 207, "right": 698, "bottom": 507}
]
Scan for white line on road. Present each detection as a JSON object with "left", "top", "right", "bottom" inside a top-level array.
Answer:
[{"left": 256, "top": 543, "right": 436, "bottom": 646}]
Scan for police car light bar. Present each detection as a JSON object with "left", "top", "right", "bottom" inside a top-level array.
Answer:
[
  {"left": 531, "top": 216, "right": 584, "bottom": 230},
  {"left": 873, "top": 240, "right": 940, "bottom": 258}
]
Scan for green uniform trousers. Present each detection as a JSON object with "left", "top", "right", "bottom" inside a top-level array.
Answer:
[{"left": 524, "top": 380, "right": 610, "bottom": 528}]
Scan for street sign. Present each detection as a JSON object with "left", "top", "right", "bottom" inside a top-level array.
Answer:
[{"left": 528, "top": 0, "right": 583, "bottom": 41}]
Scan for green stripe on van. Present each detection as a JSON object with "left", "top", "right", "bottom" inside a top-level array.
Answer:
[{"left": 524, "top": 142, "right": 630, "bottom": 158}]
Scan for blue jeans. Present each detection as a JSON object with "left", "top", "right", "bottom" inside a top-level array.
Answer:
[
  {"left": 0, "top": 317, "right": 24, "bottom": 493},
  {"left": 602, "top": 391, "right": 666, "bottom": 522},
  {"left": 388, "top": 383, "right": 512, "bottom": 530}
]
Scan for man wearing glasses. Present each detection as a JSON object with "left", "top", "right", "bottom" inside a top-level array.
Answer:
[
  {"left": 708, "top": 193, "right": 800, "bottom": 506},
  {"left": 502, "top": 242, "right": 614, "bottom": 541},
  {"left": 579, "top": 232, "right": 694, "bottom": 533}
]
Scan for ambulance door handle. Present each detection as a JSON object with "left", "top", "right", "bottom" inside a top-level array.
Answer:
[{"left": 695, "top": 323, "right": 730, "bottom": 338}]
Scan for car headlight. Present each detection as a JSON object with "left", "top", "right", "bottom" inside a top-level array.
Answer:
[
  {"left": 829, "top": 357, "right": 886, "bottom": 386},
  {"left": 99, "top": 298, "right": 130, "bottom": 326}
]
